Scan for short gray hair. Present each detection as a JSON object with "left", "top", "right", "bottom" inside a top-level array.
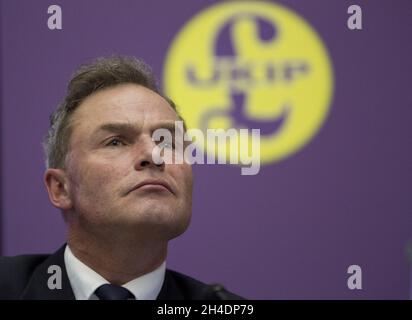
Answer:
[{"left": 43, "top": 56, "right": 181, "bottom": 169}]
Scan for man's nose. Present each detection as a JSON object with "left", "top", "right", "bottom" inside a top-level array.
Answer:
[{"left": 133, "top": 135, "right": 165, "bottom": 171}]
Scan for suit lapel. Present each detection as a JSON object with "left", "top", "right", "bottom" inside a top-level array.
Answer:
[
  {"left": 157, "top": 270, "right": 185, "bottom": 300},
  {"left": 20, "top": 244, "right": 75, "bottom": 300},
  {"left": 19, "top": 245, "right": 187, "bottom": 300}
]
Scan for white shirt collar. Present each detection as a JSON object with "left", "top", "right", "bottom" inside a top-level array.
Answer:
[{"left": 64, "top": 245, "right": 166, "bottom": 300}]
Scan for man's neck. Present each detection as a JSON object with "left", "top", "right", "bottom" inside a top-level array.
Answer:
[{"left": 67, "top": 227, "right": 168, "bottom": 285}]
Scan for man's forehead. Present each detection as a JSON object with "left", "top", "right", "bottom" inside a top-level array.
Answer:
[
  {"left": 82, "top": 84, "right": 171, "bottom": 109},
  {"left": 70, "top": 84, "right": 180, "bottom": 131}
]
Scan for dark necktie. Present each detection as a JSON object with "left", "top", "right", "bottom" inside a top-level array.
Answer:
[{"left": 94, "top": 284, "right": 136, "bottom": 300}]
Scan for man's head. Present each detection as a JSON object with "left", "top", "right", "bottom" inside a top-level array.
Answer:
[{"left": 43, "top": 56, "right": 193, "bottom": 243}]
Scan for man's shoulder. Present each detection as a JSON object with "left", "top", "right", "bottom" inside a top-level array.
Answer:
[
  {"left": 0, "top": 250, "right": 245, "bottom": 300},
  {"left": 163, "top": 269, "right": 244, "bottom": 300},
  {"left": 0, "top": 253, "right": 50, "bottom": 299}
]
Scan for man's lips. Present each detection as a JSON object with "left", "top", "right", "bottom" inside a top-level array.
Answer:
[{"left": 128, "top": 179, "right": 174, "bottom": 195}]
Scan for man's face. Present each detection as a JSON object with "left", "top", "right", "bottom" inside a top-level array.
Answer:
[{"left": 63, "top": 84, "right": 193, "bottom": 241}]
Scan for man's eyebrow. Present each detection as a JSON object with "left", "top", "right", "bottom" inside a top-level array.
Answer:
[
  {"left": 92, "top": 122, "right": 139, "bottom": 137},
  {"left": 91, "top": 121, "right": 183, "bottom": 137},
  {"left": 152, "top": 121, "right": 183, "bottom": 134}
]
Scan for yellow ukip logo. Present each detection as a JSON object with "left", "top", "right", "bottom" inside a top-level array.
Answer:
[{"left": 163, "top": 1, "right": 334, "bottom": 165}]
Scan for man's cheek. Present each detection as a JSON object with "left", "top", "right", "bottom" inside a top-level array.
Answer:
[{"left": 75, "top": 169, "right": 116, "bottom": 199}]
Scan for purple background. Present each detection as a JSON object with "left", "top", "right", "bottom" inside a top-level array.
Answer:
[{"left": 1, "top": 0, "right": 412, "bottom": 299}]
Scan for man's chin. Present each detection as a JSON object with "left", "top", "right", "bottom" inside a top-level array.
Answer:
[{"left": 112, "top": 211, "right": 191, "bottom": 238}]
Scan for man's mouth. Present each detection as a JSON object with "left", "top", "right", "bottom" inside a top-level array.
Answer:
[{"left": 128, "top": 179, "right": 174, "bottom": 195}]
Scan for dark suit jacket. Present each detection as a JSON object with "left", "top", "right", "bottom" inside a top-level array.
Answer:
[{"left": 0, "top": 244, "right": 243, "bottom": 300}]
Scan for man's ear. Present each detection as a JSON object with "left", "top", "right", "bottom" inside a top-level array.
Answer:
[{"left": 44, "top": 168, "right": 73, "bottom": 210}]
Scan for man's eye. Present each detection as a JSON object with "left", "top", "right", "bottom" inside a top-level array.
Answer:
[{"left": 105, "top": 138, "right": 125, "bottom": 147}]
